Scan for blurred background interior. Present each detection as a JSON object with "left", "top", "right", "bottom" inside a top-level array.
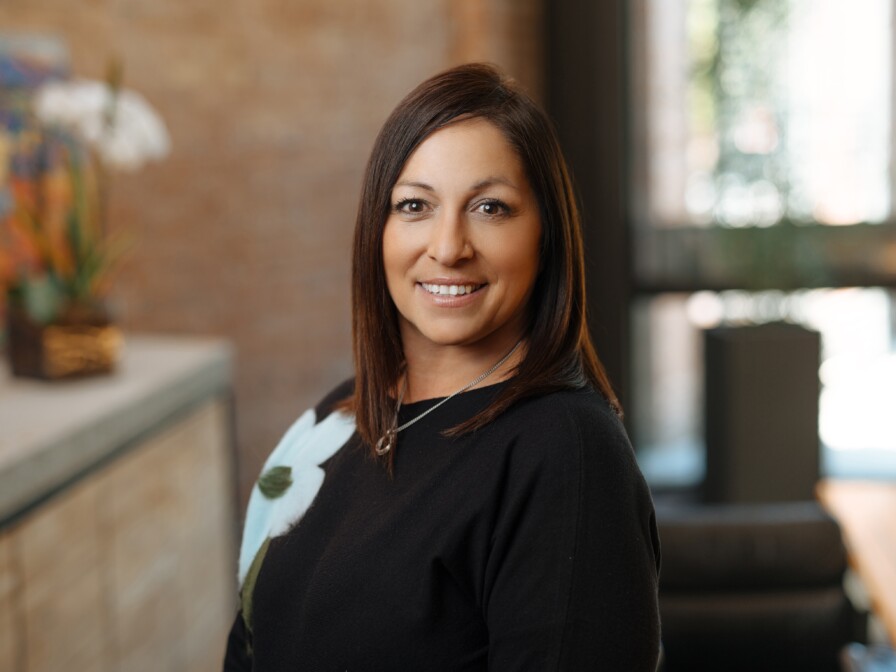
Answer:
[{"left": 1, "top": 1, "right": 895, "bottom": 671}]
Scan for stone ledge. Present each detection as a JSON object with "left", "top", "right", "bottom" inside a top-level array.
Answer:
[{"left": 0, "top": 334, "right": 234, "bottom": 526}]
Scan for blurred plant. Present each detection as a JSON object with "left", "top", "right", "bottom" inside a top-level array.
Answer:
[
  {"left": 0, "top": 60, "right": 169, "bottom": 324},
  {"left": 1, "top": 128, "right": 121, "bottom": 322}
]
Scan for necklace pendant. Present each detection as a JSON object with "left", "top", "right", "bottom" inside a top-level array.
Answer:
[
  {"left": 374, "top": 338, "right": 522, "bottom": 458},
  {"left": 375, "top": 430, "right": 395, "bottom": 456}
]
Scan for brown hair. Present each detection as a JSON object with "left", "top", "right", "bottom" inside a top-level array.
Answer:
[{"left": 348, "top": 62, "right": 619, "bottom": 463}]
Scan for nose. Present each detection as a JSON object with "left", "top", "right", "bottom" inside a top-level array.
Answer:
[{"left": 426, "top": 208, "right": 473, "bottom": 265}]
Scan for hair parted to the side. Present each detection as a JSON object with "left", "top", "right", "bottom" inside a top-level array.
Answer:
[{"left": 347, "top": 62, "right": 620, "bottom": 465}]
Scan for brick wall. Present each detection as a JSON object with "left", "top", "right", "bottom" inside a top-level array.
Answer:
[{"left": 0, "top": 0, "right": 544, "bottom": 506}]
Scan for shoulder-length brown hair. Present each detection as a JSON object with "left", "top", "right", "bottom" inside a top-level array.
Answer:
[{"left": 348, "top": 62, "right": 619, "bottom": 462}]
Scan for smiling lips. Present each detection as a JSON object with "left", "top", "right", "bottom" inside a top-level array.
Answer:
[{"left": 420, "top": 282, "right": 485, "bottom": 297}]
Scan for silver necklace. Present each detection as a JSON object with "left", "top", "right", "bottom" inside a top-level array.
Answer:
[{"left": 375, "top": 339, "right": 523, "bottom": 455}]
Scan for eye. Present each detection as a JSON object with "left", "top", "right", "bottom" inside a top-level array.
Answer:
[
  {"left": 475, "top": 199, "right": 511, "bottom": 218},
  {"left": 394, "top": 198, "right": 429, "bottom": 216}
]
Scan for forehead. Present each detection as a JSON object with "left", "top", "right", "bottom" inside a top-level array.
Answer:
[{"left": 395, "top": 118, "right": 527, "bottom": 186}]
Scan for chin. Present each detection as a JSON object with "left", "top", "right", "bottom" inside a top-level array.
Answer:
[
  {"left": 421, "top": 325, "right": 520, "bottom": 351},
  {"left": 420, "top": 332, "right": 481, "bottom": 348}
]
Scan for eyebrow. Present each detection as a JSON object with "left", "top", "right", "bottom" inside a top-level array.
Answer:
[
  {"left": 393, "top": 176, "right": 519, "bottom": 192},
  {"left": 394, "top": 180, "right": 436, "bottom": 192},
  {"left": 471, "top": 176, "right": 518, "bottom": 190}
]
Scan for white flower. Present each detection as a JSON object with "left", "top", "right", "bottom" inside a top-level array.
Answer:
[
  {"left": 237, "top": 408, "right": 357, "bottom": 587},
  {"left": 33, "top": 78, "right": 170, "bottom": 172}
]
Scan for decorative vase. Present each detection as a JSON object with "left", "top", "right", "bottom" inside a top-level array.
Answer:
[{"left": 5, "top": 300, "right": 123, "bottom": 380}]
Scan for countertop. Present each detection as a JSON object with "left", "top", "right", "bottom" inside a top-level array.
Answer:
[{"left": 0, "top": 334, "right": 234, "bottom": 526}]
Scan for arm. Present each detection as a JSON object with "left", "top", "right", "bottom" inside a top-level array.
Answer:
[{"left": 484, "top": 398, "right": 661, "bottom": 671}]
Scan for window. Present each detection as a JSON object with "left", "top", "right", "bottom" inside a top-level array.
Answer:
[{"left": 629, "top": 0, "right": 896, "bottom": 485}]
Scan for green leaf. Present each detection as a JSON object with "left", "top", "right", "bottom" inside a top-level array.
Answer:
[
  {"left": 240, "top": 536, "right": 271, "bottom": 655},
  {"left": 22, "top": 274, "right": 62, "bottom": 324},
  {"left": 257, "top": 465, "right": 292, "bottom": 499}
]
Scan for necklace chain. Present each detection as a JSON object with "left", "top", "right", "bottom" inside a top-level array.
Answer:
[{"left": 375, "top": 339, "right": 523, "bottom": 456}]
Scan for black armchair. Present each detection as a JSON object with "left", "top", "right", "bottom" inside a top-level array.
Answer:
[{"left": 656, "top": 500, "right": 866, "bottom": 672}]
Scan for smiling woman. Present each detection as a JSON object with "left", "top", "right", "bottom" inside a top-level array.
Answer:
[
  {"left": 224, "top": 64, "right": 661, "bottom": 672},
  {"left": 382, "top": 118, "right": 542, "bottom": 382}
]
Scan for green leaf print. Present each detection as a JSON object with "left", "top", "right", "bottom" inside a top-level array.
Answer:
[{"left": 258, "top": 465, "right": 292, "bottom": 499}]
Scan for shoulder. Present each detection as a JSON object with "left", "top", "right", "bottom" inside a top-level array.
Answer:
[
  {"left": 262, "top": 377, "right": 355, "bottom": 467},
  {"left": 505, "top": 384, "right": 622, "bottom": 430},
  {"left": 472, "top": 385, "right": 646, "bottom": 519},
  {"left": 498, "top": 386, "right": 636, "bottom": 471},
  {"left": 498, "top": 385, "right": 660, "bottom": 569},
  {"left": 237, "top": 378, "right": 357, "bottom": 587},
  {"left": 492, "top": 385, "right": 653, "bottom": 523},
  {"left": 313, "top": 378, "right": 355, "bottom": 421}
]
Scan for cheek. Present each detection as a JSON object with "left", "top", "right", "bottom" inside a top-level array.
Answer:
[
  {"left": 381, "top": 221, "right": 417, "bottom": 298},
  {"left": 502, "top": 231, "right": 542, "bottom": 286}
]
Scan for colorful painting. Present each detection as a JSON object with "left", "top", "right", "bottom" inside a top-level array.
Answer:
[{"left": 0, "top": 35, "right": 72, "bottom": 330}]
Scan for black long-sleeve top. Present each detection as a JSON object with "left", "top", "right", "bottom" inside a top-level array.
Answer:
[{"left": 224, "top": 379, "right": 661, "bottom": 671}]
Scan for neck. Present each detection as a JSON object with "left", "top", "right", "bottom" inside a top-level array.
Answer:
[{"left": 401, "top": 335, "right": 525, "bottom": 403}]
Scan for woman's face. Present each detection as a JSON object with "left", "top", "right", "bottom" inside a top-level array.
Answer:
[{"left": 382, "top": 118, "right": 542, "bottom": 358}]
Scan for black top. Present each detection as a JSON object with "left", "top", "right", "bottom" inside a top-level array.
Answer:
[{"left": 224, "top": 379, "right": 661, "bottom": 671}]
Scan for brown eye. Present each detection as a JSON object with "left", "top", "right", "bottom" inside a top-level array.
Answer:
[
  {"left": 476, "top": 199, "right": 510, "bottom": 217},
  {"left": 395, "top": 198, "right": 428, "bottom": 215}
]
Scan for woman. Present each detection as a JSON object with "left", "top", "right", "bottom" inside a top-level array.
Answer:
[{"left": 224, "top": 63, "right": 661, "bottom": 671}]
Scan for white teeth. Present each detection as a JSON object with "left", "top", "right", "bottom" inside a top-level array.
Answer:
[{"left": 421, "top": 283, "right": 480, "bottom": 296}]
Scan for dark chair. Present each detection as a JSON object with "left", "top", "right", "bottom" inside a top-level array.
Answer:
[{"left": 656, "top": 500, "right": 866, "bottom": 672}]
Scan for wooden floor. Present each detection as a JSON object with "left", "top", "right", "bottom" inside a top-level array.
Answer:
[{"left": 817, "top": 479, "right": 896, "bottom": 645}]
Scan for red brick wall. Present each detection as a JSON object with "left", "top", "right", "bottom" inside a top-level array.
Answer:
[{"left": 0, "top": 0, "right": 544, "bottom": 505}]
